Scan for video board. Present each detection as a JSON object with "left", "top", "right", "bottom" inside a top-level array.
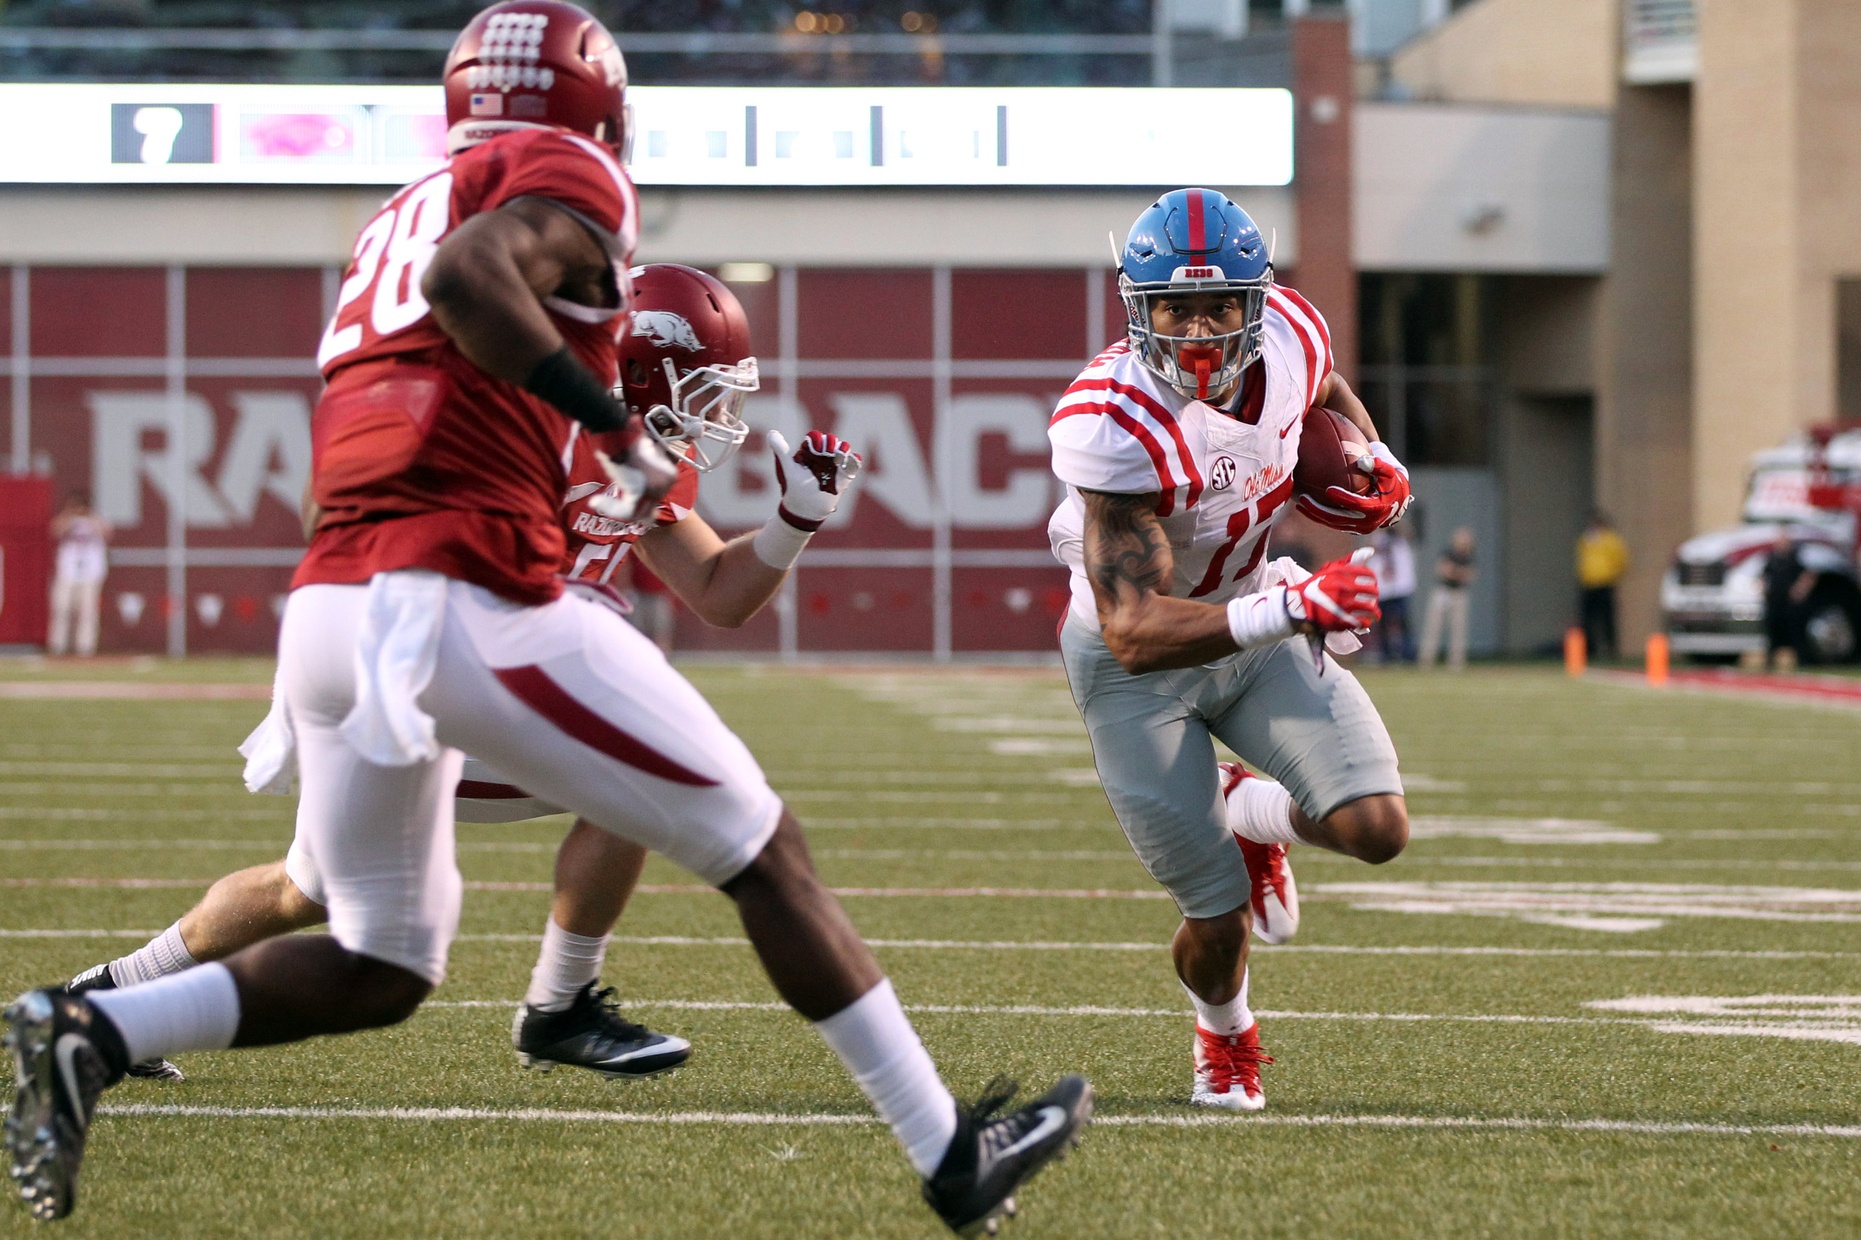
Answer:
[{"left": 0, "top": 84, "right": 1293, "bottom": 187}]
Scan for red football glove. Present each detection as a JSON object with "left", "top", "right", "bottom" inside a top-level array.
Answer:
[
  {"left": 1284, "top": 555, "right": 1381, "bottom": 633},
  {"left": 770, "top": 429, "right": 863, "bottom": 532},
  {"left": 1295, "top": 441, "right": 1412, "bottom": 535}
]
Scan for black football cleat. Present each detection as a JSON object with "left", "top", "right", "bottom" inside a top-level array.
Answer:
[
  {"left": 4, "top": 989, "right": 129, "bottom": 1221},
  {"left": 63, "top": 965, "right": 184, "bottom": 1083},
  {"left": 922, "top": 1074, "right": 1093, "bottom": 1236},
  {"left": 512, "top": 983, "right": 691, "bottom": 1079}
]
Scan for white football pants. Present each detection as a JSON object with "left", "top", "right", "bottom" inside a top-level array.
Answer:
[
  {"left": 48, "top": 576, "right": 102, "bottom": 656},
  {"left": 278, "top": 579, "right": 782, "bottom": 984},
  {"left": 1418, "top": 586, "right": 1470, "bottom": 671}
]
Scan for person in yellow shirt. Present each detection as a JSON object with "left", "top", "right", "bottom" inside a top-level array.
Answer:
[{"left": 1576, "top": 510, "right": 1630, "bottom": 660}]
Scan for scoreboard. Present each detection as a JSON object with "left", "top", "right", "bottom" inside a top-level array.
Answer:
[{"left": 0, "top": 84, "right": 1293, "bottom": 188}]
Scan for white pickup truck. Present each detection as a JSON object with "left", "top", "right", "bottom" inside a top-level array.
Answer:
[{"left": 1662, "top": 428, "right": 1861, "bottom": 664}]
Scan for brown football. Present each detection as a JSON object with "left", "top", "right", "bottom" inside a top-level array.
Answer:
[{"left": 1292, "top": 406, "right": 1375, "bottom": 500}]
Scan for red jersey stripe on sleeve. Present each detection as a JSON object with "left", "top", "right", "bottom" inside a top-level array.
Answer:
[
  {"left": 1275, "top": 287, "right": 1330, "bottom": 351},
  {"left": 1270, "top": 291, "right": 1322, "bottom": 409},
  {"left": 1097, "top": 405, "right": 1183, "bottom": 517},
  {"left": 1275, "top": 286, "right": 1334, "bottom": 385},
  {"left": 1059, "top": 376, "right": 1205, "bottom": 505}
]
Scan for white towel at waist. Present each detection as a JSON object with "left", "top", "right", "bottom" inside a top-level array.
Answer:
[
  {"left": 238, "top": 666, "right": 297, "bottom": 795},
  {"left": 340, "top": 570, "right": 449, "bottom": 766}
]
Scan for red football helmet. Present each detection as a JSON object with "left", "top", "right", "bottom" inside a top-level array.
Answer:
[
  {"left": 443, "top": 1, "right": 630, "bottom": 158},
  {"left": 618, "top": 264, "right": 759, "bottom": 473}
]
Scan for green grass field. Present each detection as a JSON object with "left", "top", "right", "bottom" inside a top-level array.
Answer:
[{"left": 3, "top": 659, "right": 1860, "bottom": 1238}]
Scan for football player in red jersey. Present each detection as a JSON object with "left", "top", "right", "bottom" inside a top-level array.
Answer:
[
  {"left": 3, "top": 7, "right": 1090, "bottom": 1230},
  {"left": 58, "top": 264, "right": 792, "bottom": 1083}
]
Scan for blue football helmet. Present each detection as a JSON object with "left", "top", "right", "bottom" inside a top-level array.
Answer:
[{"left": 1119, "top": 188, "right": 1273, "bottom": 401}]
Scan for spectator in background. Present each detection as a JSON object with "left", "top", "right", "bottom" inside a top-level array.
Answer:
[
  {"left": 1575, "top": 510, "right": 1630, "bottom": 661},
  {"left": 1418, "top": 526, "right": 1476, "bottom": 671},
  {"left": 47, "top": 492, "right": 110, "bottom": 657},
  {"left": 1368, "top": 526, "right": 1416, "bottom": 663},
  {"left": 1761, "top": 528, "right": 1815, "bottom": 670}
]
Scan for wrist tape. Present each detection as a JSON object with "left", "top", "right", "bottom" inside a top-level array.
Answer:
[
  {"left": 1225, "top": 586, "right": 1298, "bottom": 650},
  {"left": 752, "top": 516, "right": 814, "bottom": 570},
  {"left": 524, "top": 346, "right": 629, "bottom": 435}
]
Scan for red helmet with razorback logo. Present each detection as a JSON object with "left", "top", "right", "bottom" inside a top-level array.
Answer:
[
  {"left": 617, "top": 264, "right": 759, "bottom": 473},
  {"left": 443, "top": 1, "right": 630, "bottom": 158}
]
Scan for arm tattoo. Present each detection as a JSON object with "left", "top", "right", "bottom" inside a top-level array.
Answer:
[{"left": 1083, "top": 490, "right": 1172, "bottom": 606}]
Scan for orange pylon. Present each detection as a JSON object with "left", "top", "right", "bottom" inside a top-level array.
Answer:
[
  {"left": 1564, "top": 627, "right": 1586, "bottom": 676},
  {"left": 1646, "top": 633, "right": 1670, "bottom": 686}
]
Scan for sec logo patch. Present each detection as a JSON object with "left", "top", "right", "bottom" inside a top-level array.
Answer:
[{"left": 1210, "top": 455, "right": 1238, "bottom": 491}]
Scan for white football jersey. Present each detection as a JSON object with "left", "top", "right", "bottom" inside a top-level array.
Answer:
[{"left": 1047, "top": 286, "right": 1334, "bottom": 629}]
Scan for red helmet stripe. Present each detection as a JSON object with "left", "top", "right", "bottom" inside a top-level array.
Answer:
[{"left": 1186, "top": 188, "right": 1207, "bottom": 255}]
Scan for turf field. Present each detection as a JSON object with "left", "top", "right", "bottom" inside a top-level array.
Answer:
[{"left": 2, "top": 658, "right": 1860, "bottom": 1238}]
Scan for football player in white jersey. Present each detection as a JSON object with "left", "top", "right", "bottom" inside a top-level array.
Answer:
[
  {"left": 1049, "top": 189, "right": 1413, "bottom": 1111},
  {"left": 61, "top": 265, "right": 846, "bottom": 1085}
]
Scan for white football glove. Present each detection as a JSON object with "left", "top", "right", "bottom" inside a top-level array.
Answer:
[
  {"left": 768, "top": 429, "right": 863, "bottom": 531},
  {"left": 590, "top": 434, "right": 679, "bottom": 522}
]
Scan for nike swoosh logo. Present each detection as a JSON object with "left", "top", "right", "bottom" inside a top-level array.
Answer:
[
  {"left": 996, "top": 1106, "right": 1068, "bottom": 1161},
  {"left": 1279, "top": 419, "right": 1296, "bottom": 438},
  {"left": 561, "top": 482, "right": 607, "bottom": 506},
  {"left": 54, "top": 1033, "right": 90, "bottom": 1121}
]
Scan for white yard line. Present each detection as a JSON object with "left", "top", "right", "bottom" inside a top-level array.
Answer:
[
  {"left": 420, "top": 997, "right": 1646, "bottom": 1026},
  {"left": 0, "top": 761, "right": 239, "bottom": 777},
  {"left": 801, "top": 818, "right": 1094, "bottom": 830},
  {"left": 10, "top": 839, "right": 1861, "bottom": 874},
  {"left": 0, "top": 878, "right": 213, "bottom": 889},
  {"left": 0, "top": 839, "right": 282, "bottom": 851},
  {"left": 0, "top": 839, "right": 548, "bottom": 854},
  {"left": 0, "top": 682, "right": 271, "bottom": 700},
  {"left": 0, "top": 878, "right": 1181, "bottom": 898},
  {"left": 93, "top": 1103, "right": 1861, "bottom": 1141},
  {"left": 812, "top": 849, "right": 1136, "bottom": 862},
  {"left": 0, "top": 784, "right": 247, "bottom": 797},
  {"left": 0, "top": 808, "right": 284, "bottom": 821},
  {"left": 20, "top": 878, "right": 1861, "bottom": 911},
  {"left": 0, "top": 928, "right": 1852, "bottom": 960}
]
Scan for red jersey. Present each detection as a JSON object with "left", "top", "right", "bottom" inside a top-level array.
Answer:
[
  {"left": 295, "top": 127, "right": 640, "bottom": 605},
  {"left": 558, "top": 433, "right": 699, "bottom": 585}
]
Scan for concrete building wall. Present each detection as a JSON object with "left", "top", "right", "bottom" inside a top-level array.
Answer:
[
  {"left": 1389, "top": 0, "right": 1616, "bottom": 110},
  {"left": 1491, "top": 275, "right": 1600, "bottom": 653},
  {"left": 1795, "top": 0, "right": 1861, "bottom": 437},
  {"left": 1294, "top": 15, "right": 1358, "bottom": 372},
  {"left": 1498, "top": 394, "right": 1594, "bottom": 654},
  {"left": 1692, "top": 0, "right": 1798, "bottom": 535},
  {"left": 1693, "top": 0, "right": 1861, "bottom": 532},
  {"left": 1598, "top": 84, "right": 1694, "bottom": 648},
  {"left": 1354, "top": 103, "right": 1611, "bottom": 274},
  {"left": 1492, "top": 275, "right": 1598, "bottom": 394}
]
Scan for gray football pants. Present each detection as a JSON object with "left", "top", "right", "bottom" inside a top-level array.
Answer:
[{"left": 1061, "top": 618, "right": 1403, "bottom": 919}]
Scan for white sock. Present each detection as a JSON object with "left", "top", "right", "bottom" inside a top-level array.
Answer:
[
  {"left": 108, "top": 921, "right": 198, "bottom": 988},
  {"left": 524, "top": 917, "right": 610, "bottom": 1012},
  {"left": 1186, "top": 970, "right": 1254, "bottom": 1036},
  {"left": 1226, "top": 773, "right": 1301, "bottom": 846},
  {"left": 813, "top": 979, "right": 958, "bottom": 1178},
  {"left": 87, "top": 962, "right": 241, "bottom": 1064}
]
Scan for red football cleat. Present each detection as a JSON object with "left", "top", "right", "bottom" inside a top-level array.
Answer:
[
  {"left": 1191, "top": 1022, "right": 1273, "bottom": 1112},
  {"left": 1219, "top": 762, "right": 1301, "bottom": 945}
]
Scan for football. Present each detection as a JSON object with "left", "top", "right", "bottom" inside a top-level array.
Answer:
[{"left": 1292, "top": 406, "right": 1375, "bottom": 500}]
